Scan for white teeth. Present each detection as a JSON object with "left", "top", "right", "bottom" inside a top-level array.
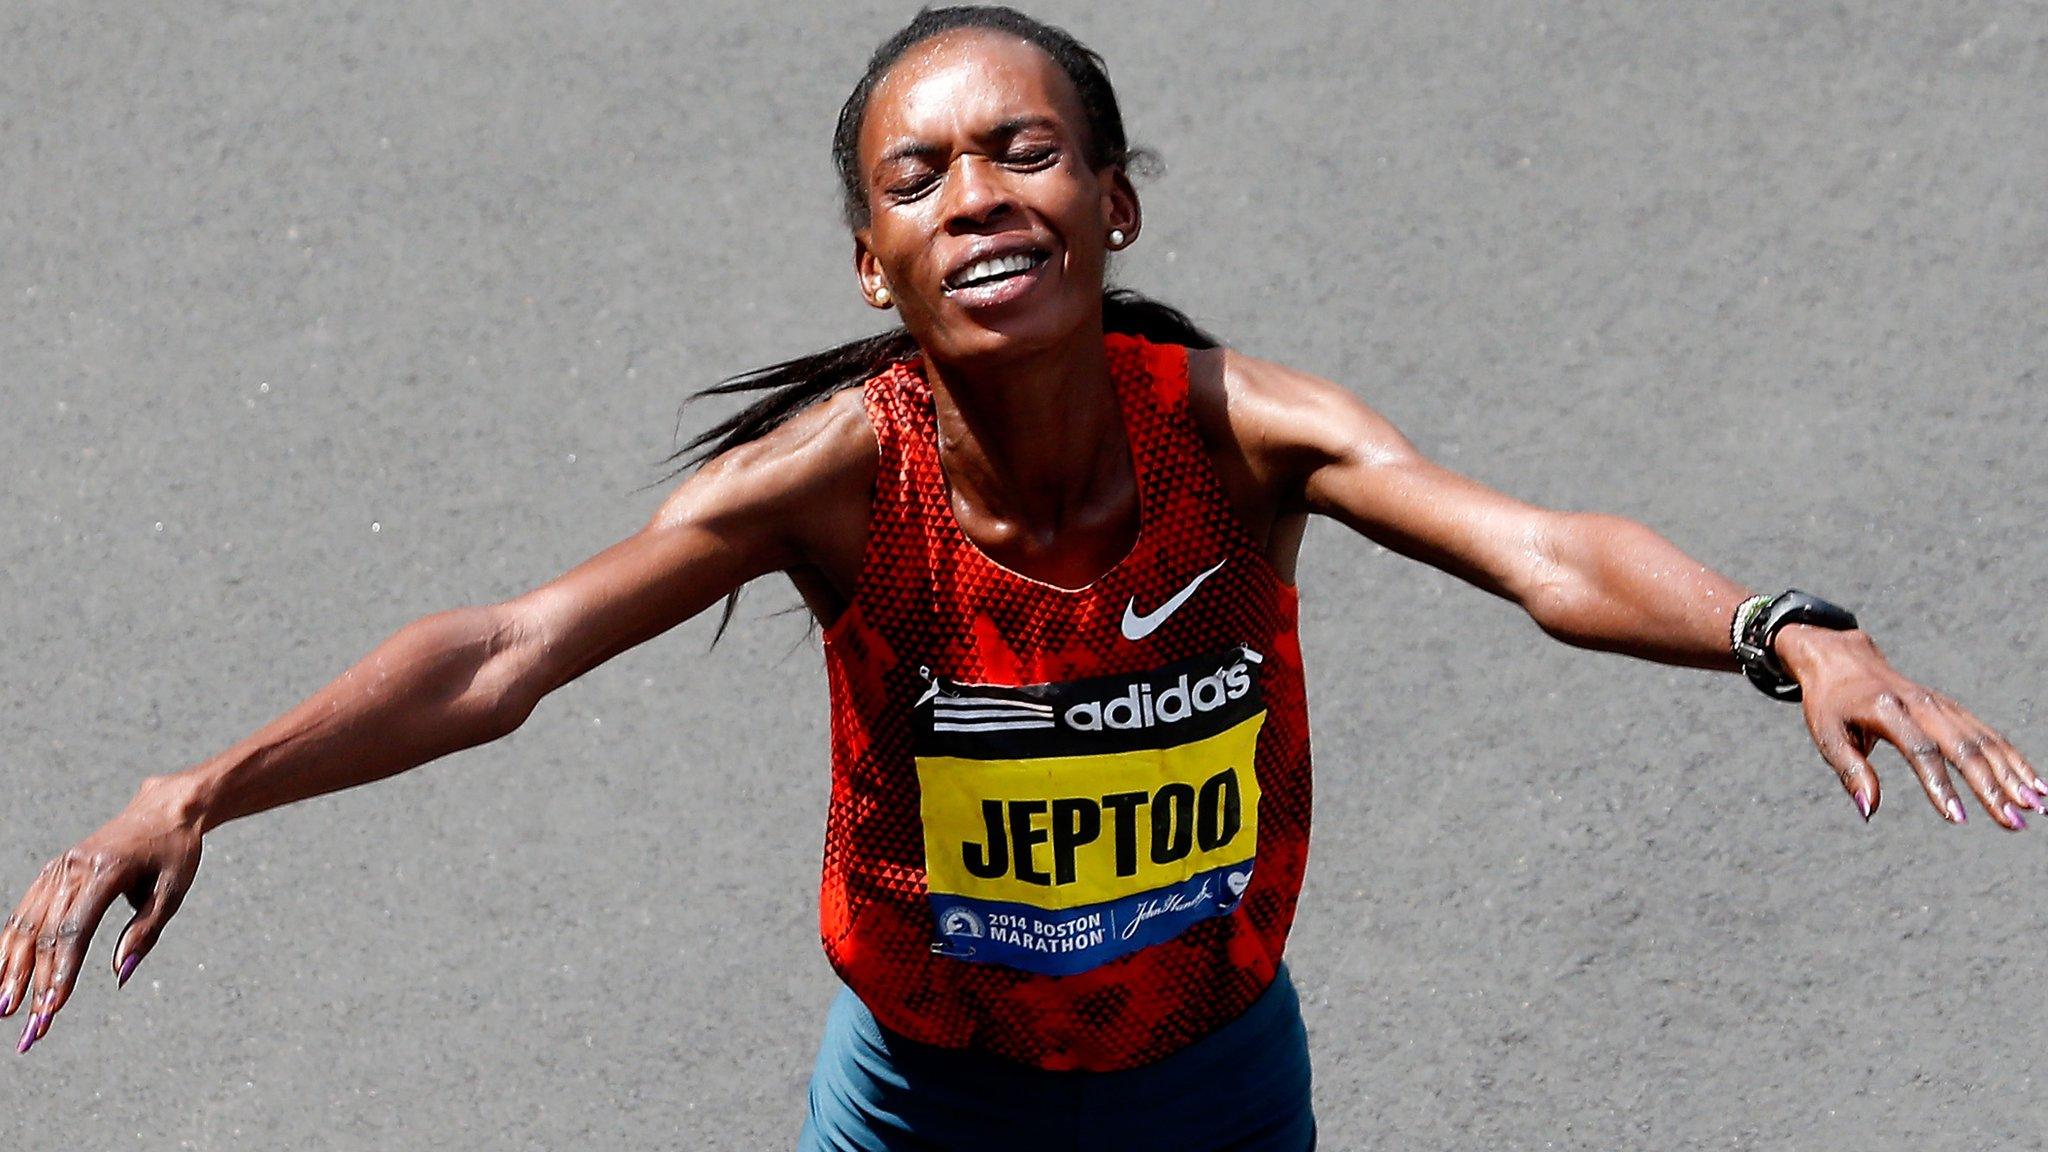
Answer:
[{"left": 951, "top": 252, "right": 1040, "bottom": 289}]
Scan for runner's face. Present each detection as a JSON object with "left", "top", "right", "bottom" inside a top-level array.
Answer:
[{"left": 853, "top": 30, "right": 1138, "bottom": 364}]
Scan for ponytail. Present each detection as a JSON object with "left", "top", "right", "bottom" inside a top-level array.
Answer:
[
  {"left": 663, "top": 289, "right": 1217, "bottom": 475},
  {"left": 662, "top": 288, "right": 1220, "bottom": 643}
]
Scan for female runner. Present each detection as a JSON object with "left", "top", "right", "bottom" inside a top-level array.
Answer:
[{"left": 2, "top": 7, "right": 2036, "bottom": 1150}]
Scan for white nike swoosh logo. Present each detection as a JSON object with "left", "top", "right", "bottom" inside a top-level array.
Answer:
[{"left": 1121, "top": 559, "right": 1228, "bottom": 641}]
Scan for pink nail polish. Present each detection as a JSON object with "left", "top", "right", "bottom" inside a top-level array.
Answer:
[
  {"left": 1945, "top": 797, "right": 1966, "bottom": 824},
  {"left": 0, "top": 991, "right": 12, "bottom": 1017},
  {"left": 2003, "top": 804, "right": 2026, "bottom": 830},
  {"left": 1854, "top": 791, "right": 1872, "bottom": 821},
  {"left": 117, "top": 954, "right": 140, "bottom": 989},
  {"left": 16, "top": 1017, "right": 32, "bottom": 1054}
]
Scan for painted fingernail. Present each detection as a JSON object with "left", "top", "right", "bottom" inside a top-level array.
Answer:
[
  {"left": 2003, "top": 804, "right": 2026, "bottom": 830},
  {"left": 1945, "top": 797, "right": 1967, "bottom": 824},
  {"left": 32, "top": 1010, "right": 49, "bottom": 1041},
  {"left": 1854, "top": 791, "right": 1873, "bottom": 821},
  {"left": 0, "top": 991, "right": 13, "bottom": 1017},
  {"left": 2033, "top": 776, "right": 2048, "bottom": 796},
  {"left": 17, "top": 1016, "right": 33, "bottom": 1054},
  {"left": 117, "top": 953, "right": 139, "bottom": 989},
  {"left": 2018, "top": 786, "right": 2041, "bottom": 809}
]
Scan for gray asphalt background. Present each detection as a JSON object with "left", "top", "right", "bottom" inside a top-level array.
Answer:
[{"left": 2, "top": 1, "right": 2043, "bottom": 1148}]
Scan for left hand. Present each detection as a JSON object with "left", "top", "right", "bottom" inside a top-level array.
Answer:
[{"left": 1775, "top": 623, "right": 2043, "bottom": 829}]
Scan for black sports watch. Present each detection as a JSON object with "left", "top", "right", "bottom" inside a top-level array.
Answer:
[{"left": 1730, "top": 589, "right": 1860, "bottom": 702}]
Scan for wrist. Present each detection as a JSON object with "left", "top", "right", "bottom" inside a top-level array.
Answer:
[
  {"left": 135, "top": 770, "right": 214, "bottom": 835},
  {"left": 1731, "top": 589, "right": 1861, "bottom": 701},
  {"left": 1771, "top": 622, "right": 1867, "bottom": 685}
]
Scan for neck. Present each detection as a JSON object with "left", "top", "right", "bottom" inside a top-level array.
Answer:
[{"left": 920, "top": 317, "right": 1123, "bottom": 529}]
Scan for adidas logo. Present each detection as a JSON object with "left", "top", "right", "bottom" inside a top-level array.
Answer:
[{"left": 1062, "top": 657, "right": 1255, "bottom": 732}]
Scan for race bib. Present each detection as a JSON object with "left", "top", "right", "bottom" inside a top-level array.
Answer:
[{"left": 915, "top": 647, "right": 1264, "bottom": 975}]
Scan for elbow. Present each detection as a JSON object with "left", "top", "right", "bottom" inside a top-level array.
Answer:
[
  {"left": 466, "top": 670, "right": 538, "bottom": 743},
  {"left": 1521, "top": 579, "right": 1587, "bottom": 641},
  {"left": 1514, "top": 511, "right": 1600, "bottom": 634},
  {"left": 407, "top": 603, "right": 545, "bottom": 743},
  {"left": 483, "top": 670, "right": 547, "bottom": 739},
  {"left": 1515, "top": 511, "right": 1659, "bottom": 639},
  {"left": 467, "top": 607, "right": 552, "bottom": 739}
]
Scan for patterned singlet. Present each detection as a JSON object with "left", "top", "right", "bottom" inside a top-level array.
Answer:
[{"left": 817, "top": 331, "right": 1313, "bottom": 1072}]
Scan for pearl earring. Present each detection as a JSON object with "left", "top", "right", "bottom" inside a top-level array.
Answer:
[
  {"left": 874, "top": 286, "right": 892, "bottom": 307},
  {"left": 1108, "top": 228, "right": 1127, "bottom": 248}
]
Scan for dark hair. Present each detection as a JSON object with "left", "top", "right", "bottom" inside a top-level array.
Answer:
[
  {"left": 832, "top": 4, "right": 1145, "bottom": 231},
  {"left": 663, "top": 5, "right": 1218, "bottom": 643}
]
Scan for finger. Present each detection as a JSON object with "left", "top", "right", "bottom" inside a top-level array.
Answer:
[
  {"left": 23, "top": 852, "right": 118, "bottom": 1050},
  {"left": 1963, "top": 742, "right": 2029, "bottom": 831},
  {"left": 1919, "top": 709, "right": 2028, "bottom": 831},
  {"left": 1924, "top": 697, "right": 2043, "bottom": 814},
  {"left": 21, "top": 861, "right": 83, "bottom": 1052},
  {"left": 1861, "top": 694, "right": 1967, "bottom": 824},
  {"left": 2001, "top": 737, "right": 2047, "bottom": 798},
  {"left": 1972, "top": 731, "right": 2038, "bottom": 813},
  {"left": 1811, "top": 720, "right": 1881, "bottom": 821},
  {"left": 40, "top": 854, "right": 132, "bottom": 1020},
  {"left": 0, "top": 866, "right": 58, "bottom": 1021},
  {"left": 1981, "top": 736, "right": 2047, "bottom": 816},
  {"left": 111, "top": 868, "right": 187, "bottom": 989}
]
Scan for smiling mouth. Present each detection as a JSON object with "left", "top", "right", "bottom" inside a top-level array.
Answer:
[{"left": 943, "top": 250, "right": 1050, "bottom": 294}]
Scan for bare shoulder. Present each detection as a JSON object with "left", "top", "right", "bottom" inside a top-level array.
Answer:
[
  {"left": 642, "top": 383, "right": 876, "bottom": 606},
  {"left": 656, "top": 384, "right": 877, "bottom": 535},
  {"left": 1185, "top": 345, "right": 1421, "bottom": 511}
]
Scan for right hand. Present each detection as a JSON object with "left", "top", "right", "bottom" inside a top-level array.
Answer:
[{"left": 2, "top": 776, "right": 203, "bottom": 1053}]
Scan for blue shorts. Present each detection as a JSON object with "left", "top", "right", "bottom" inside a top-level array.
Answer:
[{"left": 797, "top": 965, "right": 1316, "bottom": 1152}]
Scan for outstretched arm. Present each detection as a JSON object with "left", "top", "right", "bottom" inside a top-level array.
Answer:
[
  {"left": 1217, "top": 350, "right": 2039, "bottom": 830},
  {"left": 0, "top": 390, "right": 875, "bottom": 1052}
]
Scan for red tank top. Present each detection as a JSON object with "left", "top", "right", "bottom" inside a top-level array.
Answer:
[{"left": 817, "top": 332, "right": 1313, "bottom": 1071}]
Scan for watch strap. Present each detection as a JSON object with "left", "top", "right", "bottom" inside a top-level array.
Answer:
[{"left": 1735, "top": 589, "right": 1860, "bottom": 702}]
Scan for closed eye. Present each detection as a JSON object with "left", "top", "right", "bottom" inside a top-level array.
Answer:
[
  {"left": 887, "top": 174, "right": 939, "bottom": 201},
  {"left": 883, "top": 145, "right": 1058, "bottom": 202},
  {"left": 1007, "top": 146, "right": 1058, "bottom": 169}
]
